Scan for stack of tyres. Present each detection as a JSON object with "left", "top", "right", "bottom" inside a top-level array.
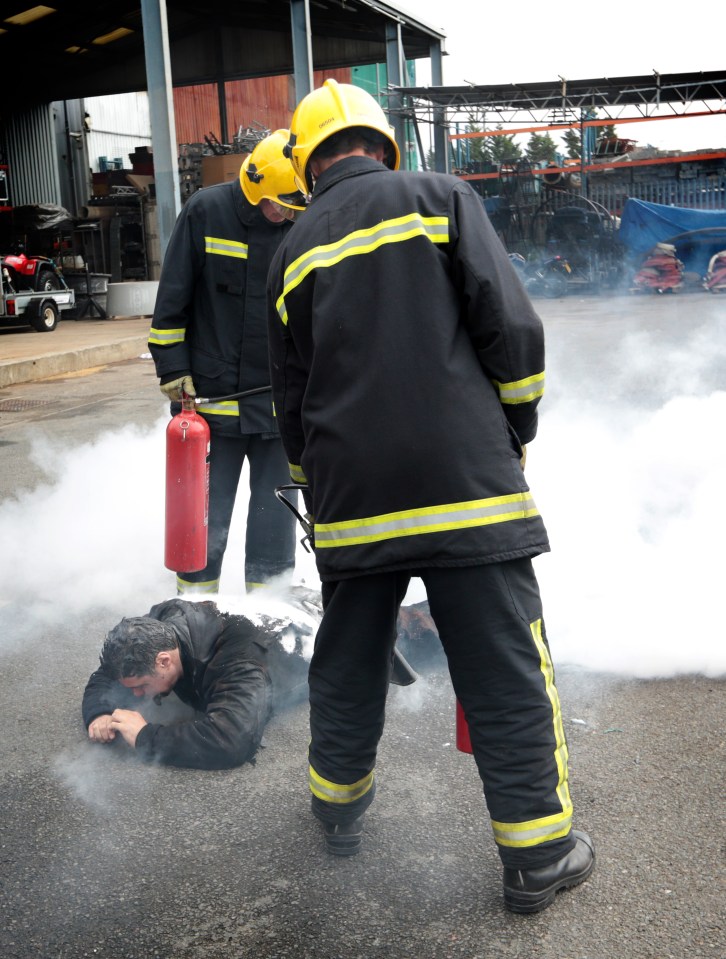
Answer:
[
  {"left": 630, "top": 242, "right": 683, "bottom": 294},
  {"left": 703, "top": 250, "right": 726, "bottom": 293}
]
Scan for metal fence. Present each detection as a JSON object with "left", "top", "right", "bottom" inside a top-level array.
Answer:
[{"left": 588, "top": 176, "right": 726, "bottom": 215}]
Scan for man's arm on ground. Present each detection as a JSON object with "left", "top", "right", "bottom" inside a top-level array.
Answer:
[
  {"left": 82, "top": 668, "right": 137, "bottom": 731},
  {"left": 134, "top": 660, "right": 273, "bottom": 769}
]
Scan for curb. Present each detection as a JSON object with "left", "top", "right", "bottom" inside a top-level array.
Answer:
[{"left": 0, "top": 334, "right": 150, "bottom": 389}]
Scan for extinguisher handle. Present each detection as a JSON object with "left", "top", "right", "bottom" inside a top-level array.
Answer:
[{"left": 274, "top": 484, "right": 314, "bottom": 553}]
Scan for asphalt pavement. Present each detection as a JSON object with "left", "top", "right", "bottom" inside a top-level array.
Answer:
[{"left": 0, "top": 293, "right": 724, "bottom": 959}]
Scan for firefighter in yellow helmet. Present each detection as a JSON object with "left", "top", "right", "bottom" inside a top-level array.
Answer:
[
  {"left": 267, "top": 79, "right": 594, "bottom": 911},
  {"left": 149, "top": 130, "right": 305, "bottom": 596},
  {"left": 282, "top": 79, "right": 400, "bottom": 192},
  {"left": 240, "top": 128, "right": 307, "bottom": 217}
]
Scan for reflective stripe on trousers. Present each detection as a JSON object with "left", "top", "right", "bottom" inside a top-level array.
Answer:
[{"left": 307, "top": 560, "right": 575, "bottom": 868}]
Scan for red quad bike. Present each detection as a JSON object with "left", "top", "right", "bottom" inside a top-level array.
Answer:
[
  {"left": 1, "top": 247, "right": 64, "bottom": 292},
  {"left": 1, "top": 246, "right": 75, "bottom": 332}
]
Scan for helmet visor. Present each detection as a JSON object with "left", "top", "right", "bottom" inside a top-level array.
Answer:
[{"left": 276, "top": 189, "right": 307, "bottom": 210}]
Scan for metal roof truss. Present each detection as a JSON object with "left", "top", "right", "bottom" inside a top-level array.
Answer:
[{"left": 392, "top": 71, "right": 726, "bottom": 129}]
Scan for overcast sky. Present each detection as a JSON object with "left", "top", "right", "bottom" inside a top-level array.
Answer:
[{"left": 398, "top": 0, "right": 725, "bottom": 153}]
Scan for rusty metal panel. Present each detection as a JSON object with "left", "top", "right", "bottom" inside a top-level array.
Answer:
[
  {"left": 173, "top": 68, "right": 351, "bottom": 144},
  {"left": 173, "top": 85, "right": 221, "bottom": 145}
]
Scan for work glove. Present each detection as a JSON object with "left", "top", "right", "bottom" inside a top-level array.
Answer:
[
  {"left": 159, "top": 374, "right": 196, "bottom": 401},
  {"left": 520, "top": 445, "right": 527, "bottom": 470}
]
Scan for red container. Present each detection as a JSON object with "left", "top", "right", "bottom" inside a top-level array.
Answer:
[
  {"left": 164, "top": 403, "right": 210, "bottom": 572},
  {"left": 456, "top": 699, "right": 473, "bottom": 754}
]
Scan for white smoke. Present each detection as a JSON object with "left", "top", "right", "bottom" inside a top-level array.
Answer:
[
  {"left": 531, "top": 390, "right": 726, "bottom": 677},
  {"left": 0, "top": 310, "right": 723, "bottom": 678},
  {"left": 528, "top": 310, "right": 726, "bottom": 679},
  {"left": 0, "top": 415, "right": 171, "bottom": 623}
]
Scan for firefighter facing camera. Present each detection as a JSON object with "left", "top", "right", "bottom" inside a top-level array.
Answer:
[
  {"left": 149, "top": 130, "right": 306, "bottom": 596},
  {"left": 267, "top": 79, "right": 594, "bottom": 912}
]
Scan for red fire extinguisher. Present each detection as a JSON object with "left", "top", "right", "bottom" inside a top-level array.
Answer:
[
  {"left": 456, "top": 699, "right": 474, "bottom": 754},
  {"left": 164, "top": 394, "right": 210, "bottom": 572}
]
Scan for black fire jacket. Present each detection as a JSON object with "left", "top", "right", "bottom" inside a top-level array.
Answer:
[
  {"left": 267, "top": 156, "right": 550, "bottom": 581},
  {"left": 149, "top": 180, "right": 293, "bottom": 437},
  {"left": 81, "top": 598, "right": 308, "bottom": 769}
]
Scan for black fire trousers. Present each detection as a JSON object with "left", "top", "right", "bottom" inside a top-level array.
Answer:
[
  {"left": 177, "top": 432, "right": 297, "bottom": 592},
  {"left": 308, "top": 559, "right": 577, "bottom": 870}
]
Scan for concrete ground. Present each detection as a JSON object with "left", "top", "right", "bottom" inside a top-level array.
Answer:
[{"left": 0, "top": 290, "right": 724, "bottom": 958}]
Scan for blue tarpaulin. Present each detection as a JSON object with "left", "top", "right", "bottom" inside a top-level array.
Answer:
[{"left": 618, "top": 199, "right": 726, "bottom": 274}]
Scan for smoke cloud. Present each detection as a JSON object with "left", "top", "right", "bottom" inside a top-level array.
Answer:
[
  {"left": 529, "top": 309, "right": 726, "bottom": 679},
  {"left": 531, "top": 389, "right": 726, "bottom": 677},
  {"left": 0, "top": 416, "right": 170, "bottom": 629},
  {"left": 0, "top": 311, "right": 723, "bottom": 679}
]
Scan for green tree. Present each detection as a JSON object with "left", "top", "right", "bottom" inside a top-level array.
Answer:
[
  {"left": 462, "top": 123, "right": 488, "bottom": 165},
  {"left": 562, "top": 128, "right": 581, "bottom": 160},
  {"left": 525, "top": 132, "right": 558, "bottom": 164},
  {"left": 485, "top": 126, "right": 522, "bottom": 164}
]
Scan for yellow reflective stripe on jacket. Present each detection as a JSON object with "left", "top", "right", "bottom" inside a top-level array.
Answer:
[
  {"left": 491, "top": 618, "right": 572, "bottom": 848},
  {"left": 148, "top": 326, "right": 185, "bottom": 346},
  {"left": 195, "top": 400, "right": 239, "bottom": 417},
  {"left": 309, "top": 765, "right": 375, "bottom": 805},
  {"left": 493, "top": 371, "right": 545, "bottom": 405},
  {"left": 289, "top": 462, "right": 307, "bottom": 484},
  {"left": 314, "top": 492, "right": 539, "bottom": 549},
  {"left": 205, "top": 235, "right": 249, "bottom": 259},
  {"left": 276, "top": 213, "right": 449, "bottom": 323}
]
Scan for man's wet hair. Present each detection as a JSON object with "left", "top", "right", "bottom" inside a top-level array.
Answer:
[
  {"left": 99, "top": 617, "right": 179, "bottom": 680},
  {"left": 312, "top": 126, "right": 394, "bottom": 167}
]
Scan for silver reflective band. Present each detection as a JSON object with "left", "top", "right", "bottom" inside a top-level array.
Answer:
[
  {"left": 148, "top": 326, "right": 185, "bottom": 346},
  {"left": 205, "top": 236, "right": 248, "bottom": 259},
  {"left": 314, "top": 493, "right": 539, "bottom": 548},
  {"left": 276, "top": 213, "right": 449, "bottom": 323},
  {"left": 494, "top": 371, "right": 545, "bottom": 405},
  {"left": 492, "top": 811, "right": 573, "bottom": 847},
  {"left": 195, "top": 400, "right": 239, "bottom": 417},
  {"left": 289, "top": 463, "right": 307, "bottom": 484}
]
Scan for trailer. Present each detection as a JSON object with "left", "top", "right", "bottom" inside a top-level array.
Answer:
[{"left": 1, "top": 269, "right": 75, "bottom": 332}]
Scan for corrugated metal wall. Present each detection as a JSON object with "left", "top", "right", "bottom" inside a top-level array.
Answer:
[
  {"left": 82, "top": 70, "right": 353, "bottom": 165},
  {"left": 84, "top": 92, "right": 153, "bottom": 172},
  {"left": 4, "top": 104, "right": 61, "bottom": 206}
]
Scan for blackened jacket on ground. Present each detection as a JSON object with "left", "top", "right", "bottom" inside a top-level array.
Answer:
[{"left": 82, "top": 598, "right": 310, "bottom": 770}]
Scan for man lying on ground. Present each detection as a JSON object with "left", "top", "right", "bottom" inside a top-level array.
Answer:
[{"left": 82, "top": 590, "right": 434, "bottom": 769}]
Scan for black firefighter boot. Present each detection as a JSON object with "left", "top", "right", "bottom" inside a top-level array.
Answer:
[
  {"left": 323, "top": 816, "right": 365, "bottom": 856},
  {"left": 502, "top": 830, "right": 595, "bottom": 913}
]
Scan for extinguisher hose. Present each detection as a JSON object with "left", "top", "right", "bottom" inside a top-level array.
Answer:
[
  {"left": 194, "top": 385, "right": 272, "bottom": 404},
  {"left": 274, "top": 485, "right": 314, "bottom": 547}
]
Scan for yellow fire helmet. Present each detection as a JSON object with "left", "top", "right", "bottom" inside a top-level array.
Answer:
[
  {"left": 239, "top": 129, "right": 307, "bottom": 210},
  {"left": 284, "top": 78, "right": 400, "bottom": 192}
]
